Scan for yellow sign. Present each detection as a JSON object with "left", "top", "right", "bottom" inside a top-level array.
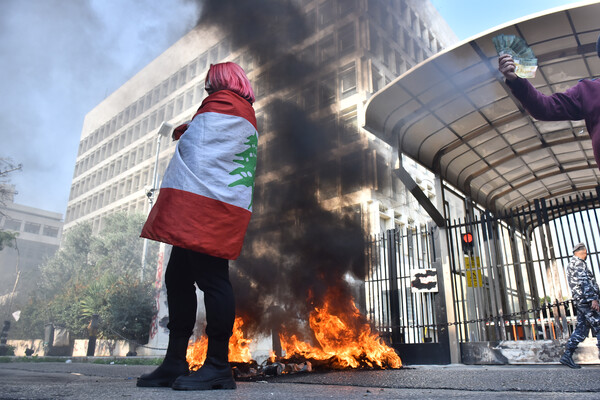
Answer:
[{"left": 464, "top": 256, "right": 482, "bottom": 287}]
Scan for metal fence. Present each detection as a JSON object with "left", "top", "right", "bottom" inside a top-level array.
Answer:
[
  {"left": 366, "top": 188, "right": 600, "bottom": 347},
  {"left": 366, "top": 226, "right": 439, "bottom": 345}
]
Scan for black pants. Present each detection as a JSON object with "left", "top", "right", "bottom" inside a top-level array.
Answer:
[{"left": 165, "top": 246, "right": 235, "bottom": 343}]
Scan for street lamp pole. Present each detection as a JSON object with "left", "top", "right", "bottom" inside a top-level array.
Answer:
[{"left": 141, "top": 121, "right": 173, "bottom": 281}]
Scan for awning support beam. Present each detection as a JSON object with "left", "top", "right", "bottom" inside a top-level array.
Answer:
[{"left": 394, "top": 160, "right": 446, "bottom": 228}]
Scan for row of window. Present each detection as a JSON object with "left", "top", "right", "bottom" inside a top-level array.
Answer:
[
  {"left": 1, "top": 218, "right": 60, "bottom": 238},
  {"left": 83, "top": 201, "right": 148, "bottom": 234},
  {"left": 367, "top": 0, "right": 441, "bottom": 54},
  {"left": 68, "top": 103, "right": 359, "bottom": 224},
  {"left": 74, "top": 84, "right": 201, "bottom": 178},
  {"left": 71, "top": 132, "right": 177, "bottom": 201},
  {"left": 66, "top": 158, "right": 169, "bottom": 224},
  {"left": 77, "top": 39, "right": 234, "bottom": 158}
]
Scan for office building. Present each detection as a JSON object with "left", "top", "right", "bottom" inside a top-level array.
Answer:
[
  {"left": 0, "top": 188, "right": 63, "bottom": 314},
  {"left": 65, "top": 0, "right": 457, "bottom": 238}
]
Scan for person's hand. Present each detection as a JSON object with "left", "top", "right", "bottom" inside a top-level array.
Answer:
[
  {"left": 498, "top": 54, "right": 518, "bottom": 82},
  {"left": 592, "top": 300, "right": 600, "bottom": 312}
]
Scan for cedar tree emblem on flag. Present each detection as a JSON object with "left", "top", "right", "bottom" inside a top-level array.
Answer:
[{"left": 229, "top": 132, "right": 258, "bottom": 209}]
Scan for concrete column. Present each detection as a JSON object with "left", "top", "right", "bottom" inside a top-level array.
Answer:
[{"left": 433, "top": 174, "right": 460, "bottom": 364}]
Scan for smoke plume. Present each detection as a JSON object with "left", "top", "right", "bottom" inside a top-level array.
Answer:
[{"left": 196, "top": 0, "right": 369, "bottom": 341}]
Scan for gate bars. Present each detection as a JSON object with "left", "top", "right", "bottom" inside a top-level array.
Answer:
[
  {"left": 366, "top": 188, "right": 600, "bottom": 345},
  {"left": 366, "top": 226, "right": 438, "bottom": 345}
]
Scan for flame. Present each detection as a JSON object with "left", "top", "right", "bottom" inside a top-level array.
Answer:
[
  {"left": 185, "top": 291, "right": 401, "bottom": 371},
  {"left": 268, "top": 350, "right": 277, "bottom": 363},
  {"left": 280, "top": 289, "right": 402, "bottom": 369},
  {"left": 186, "top": 317, "right": 252, "bottom": 371}
]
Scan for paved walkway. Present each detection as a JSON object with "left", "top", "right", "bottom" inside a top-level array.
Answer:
[{"left": 1, "top": 361, "right": 599, "bottom": 399}]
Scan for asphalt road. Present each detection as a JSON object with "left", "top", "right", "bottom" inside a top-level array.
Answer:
[{"left": 1, "top": 361, "right": 599, "bottom": 399}]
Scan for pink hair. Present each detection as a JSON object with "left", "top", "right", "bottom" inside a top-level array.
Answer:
[{"left": 205, "top": 62, "right": 255, "bottom": 104}]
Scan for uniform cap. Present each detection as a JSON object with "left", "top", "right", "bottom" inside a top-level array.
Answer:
[{"left": 573, "top": 242, "right": 587, "bottom": 253}]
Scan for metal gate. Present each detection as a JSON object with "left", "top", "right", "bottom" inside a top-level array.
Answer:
[
  {"left": 366, "top": 187, "right": 600, "bottom": 365},
  {"left": 366, "top": 226, "right": 451, "bottom": 364}
]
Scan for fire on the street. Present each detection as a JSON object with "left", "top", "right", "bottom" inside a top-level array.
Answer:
[
  {"left": 280, "top": 292, "right": 402, "bottom": 369},
  {"left": 186, "top": 317, "right": 252, "bottom": 371},
  {"left": 186, "top": 290, "right": 401, "bottom": 375}
]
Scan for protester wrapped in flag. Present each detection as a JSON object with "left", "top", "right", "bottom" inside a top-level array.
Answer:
[
  {"left": 138, "top": 62, "right": 257, "bottom": 391},
  {"left": 141, "top": 65, "right": 257, "bottom": 260}
]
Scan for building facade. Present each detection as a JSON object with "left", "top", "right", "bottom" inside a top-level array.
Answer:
[
  {"left": 0, "top": 188, "right": 63, "bottom": 315},
  {"left": 65, "top": 0, "right": 457, "bottom": 239}
]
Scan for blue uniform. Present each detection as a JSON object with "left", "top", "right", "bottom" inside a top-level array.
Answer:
[{"left": 565, "top": 255, "right": 600, "bottom": 351}]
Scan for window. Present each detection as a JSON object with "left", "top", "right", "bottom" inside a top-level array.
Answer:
[
  {"left": 371, "top": 65, "right": 384, "bottom": 93},
  {"left": 3, "top": 218, "right": 21, "bottom": 231},
  {"left": 188, "top": 59, "right": 198, "bottom": 79},
  {"left": 149, "top": 112, "right": 157, "bottom": 131},
  {"left": 319, "top": 160, "right": 338, "bottom": 199},
  {"left": 319, "top": 0, "right": 335, "bottom": 27},
  {"left": 339, "top": 0, "right": 357, "bottom": 16},
  {"left": 302, "top": 82, "right": 317, "bottom": 111},
  {"left": 133, "top": 173, "right": 140, "bottom": 190},
  {"left": 209, "top": 45, "right": 219, "bottom": 63},
  {"left": 177, "top": 67, "right": 188, "bottom": 87},
  {"left": 142, "top": 93, "right": 151, "bottom": 111},
  {"left": 305, "top": 9, "right": 317, "bottom": 34},
  {"left": 125, "top": 128, "right": 133, "bottom": 146},
  {"left": 319, "top": 74, "right": 336, "bottom": 106},
  {"left": 198, "top": 52, "right": 208, "bottom": 71},
  {"left": 340, "top": 105, "right": 358, "bottom": 127},
  {"left": 220, "top": 40, "right": 231, "bottom": 58},
  {"left": 24, "top": 222, "right": 41, "bottom": 234},
  {"left": 151, "top": 86, "right": 161, "bottom": 106},
  {"left": 254, "top": 74, "right": 267, "bottom": 99},
  {"left": 395, "top": 51, "right": 404, "bottom": 75},
  {"left": 299, "top": 44, "right": 316, "bottom": 65},
  {"left": 141, "top": 117, "right": 149, "bottom": 134},
  {"left": 242, "top": 52, "right": 255, "bottom": 73},
  {"left": 341, "top": 152, "right": 362, "bottom": 194},
  {"left": 184, "top": 89, "right": 194, "bottom": 111},
  {"left": 157, "top": 106, "right": 165, "bottom": 124},
  {"left": 160, "top": 80, "right": 170, "bottom": 99},
  {"left": 319, "top": 34, "right": 336, "bottom": 64},
  {"left": 166, "top": 100, "right": 174, "bottom": 121},
  {"left": 339, "top": 63, "right": 357, "bottom": 98},
  {"left": 403, "top": 28, "right": 411, "bottom": 51},
  {"left": 392, "top": 21, "right": 401, "bottom": 44},
  {"left": 369, "top": 24, "right": 380, "bottom": 56},
  {"left": 338, "top": 22, "right": 356, "bottom": 55},
  {"left": 169, "top": 75, "right": 178, "bottom": 93},
  {"left": 383, "top": 40, "right": 391, "bottom": 66},
  {"left": 174, "top": 94, "right": 184, "bottom": 115}
]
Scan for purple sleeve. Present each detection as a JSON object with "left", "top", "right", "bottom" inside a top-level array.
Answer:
[{"left": 506, "top": 77, "right": 585, "bottom": 121}]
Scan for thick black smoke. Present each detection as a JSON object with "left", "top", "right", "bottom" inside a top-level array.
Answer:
[{"left": 197, "top": 0, "right": 368, "bottom": 341}]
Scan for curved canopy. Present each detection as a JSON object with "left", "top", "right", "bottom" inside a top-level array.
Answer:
[{"left": 364, "top": 1, "right": 600, "bottom": 214}]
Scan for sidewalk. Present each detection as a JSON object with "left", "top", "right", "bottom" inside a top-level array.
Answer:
[{"left": 1, "top": 361, "right": 599, "bottom": 399}]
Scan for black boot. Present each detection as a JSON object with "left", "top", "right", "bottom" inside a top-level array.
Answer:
[
  {"left": 171, "top": 339, "right": 235, "bottom": 391},
  {"left": 137, "top": 336, "right": 190, "bottom": 387},
  {"left": 559, "top": 349, "right": 581, "bottom": 369}
]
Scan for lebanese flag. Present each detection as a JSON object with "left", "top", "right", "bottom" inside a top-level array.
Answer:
[{"left": 141, "top": 90, "right": 258, "bottom": 260}]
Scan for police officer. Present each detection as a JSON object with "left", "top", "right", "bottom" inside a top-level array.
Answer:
[{"left": 560, "top": 243, "right": 600, "bottom": 369}]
